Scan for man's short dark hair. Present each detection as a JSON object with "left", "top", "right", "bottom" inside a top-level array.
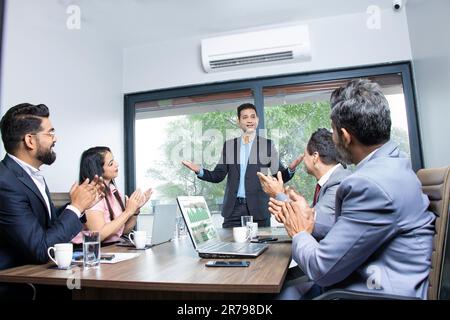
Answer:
[
  {"left": 237, "top": 103, "right": 258, "bottom": 119},
  {"left": 0, "top": 103, "right": 49, "bottom": 154},
  {"left": 307, "top": 128, "right": 341, "bottom": 166},
  {"left": 330, "top": 79, "right": 391, "bottom": 146}
]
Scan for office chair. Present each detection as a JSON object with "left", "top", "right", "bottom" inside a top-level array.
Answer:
[
  {"left": 314, "top": 165, "right": 450, "bottom": 300},
  {"left": 0, "top": 283, "right": 36, "bottom": 300},
  {"left": 50, "top": 192, "right": 71, "bottom": 208}
]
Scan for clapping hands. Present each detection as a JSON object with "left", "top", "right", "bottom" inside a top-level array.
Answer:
[
  {"left": 268, "top": 188, "right": 315, "bottom": 237},
  {"left": 69, "top": 175, "right": 105, "bottom": 213},
  {"left": 257, "top": 171, "right": 285, "bottom": 197},
  {"left": 125, "top": 188, "right": 153, "bottom": 216}
]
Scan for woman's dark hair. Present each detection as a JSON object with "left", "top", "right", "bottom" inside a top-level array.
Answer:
[
  {"left": 0, "top": 103, "right": 49, "bottom": 154},
  {"left": 79, "top": 146, "right": 124, "bottom": 221},
  {"left": 79, "top": 146, "right": 111, "bottom": 183}
]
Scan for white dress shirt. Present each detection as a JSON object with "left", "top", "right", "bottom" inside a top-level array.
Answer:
[{"left": 317, "top": 163, "right": 342, "bottom": 187}]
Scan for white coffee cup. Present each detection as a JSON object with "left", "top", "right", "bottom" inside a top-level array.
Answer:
[
  {"left": 128, "top": 231, "right": 147, "bottom": 249},
  {"left": 233, "top": 226, "right": 248, "bottom": 243},
  {"left": 47, "top": 243, "right": 73, "bottom": 269}
]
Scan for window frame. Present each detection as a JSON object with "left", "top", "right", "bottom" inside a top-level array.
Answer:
[{"left": 124, "top": 62, "right": 422, "bottom": 195}]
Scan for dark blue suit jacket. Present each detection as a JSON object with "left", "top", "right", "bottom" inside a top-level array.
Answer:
[
  {"left": 0, "top": 155, "right": 82, "bottom": 270},
  {"left": 198, "top": 136, "right": 293, "bottom": 222}
]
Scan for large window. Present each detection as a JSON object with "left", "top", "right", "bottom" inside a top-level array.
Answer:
[
  {"left": 135, "top": 90, "right": 253, "bottom": 214},
  {"left": 263, "top": 74, "right": 411, "bottom": 202},
  {"left": 126, "top": 63, "right": 422, "bottom": 217}
]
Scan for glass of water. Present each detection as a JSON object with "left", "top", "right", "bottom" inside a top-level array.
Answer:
[
  {"left": 241, "top": 216, "right": 254, "bottom": 242},
  {"left": 176, "top": 216, "right": 188, "bottom": 238},
  {"left": 83, "top": 231, "right": 100, "bottom": 269}
]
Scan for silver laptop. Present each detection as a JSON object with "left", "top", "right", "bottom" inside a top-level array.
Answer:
[
  {"left": 148, "top": 204, "right": 177, "bottom": 246},
  {"left": 118, "top": 204, "right": 177, "bottom": 248},
  {"left": 176, "top": 196, "right": 268, "bottom": 258}
]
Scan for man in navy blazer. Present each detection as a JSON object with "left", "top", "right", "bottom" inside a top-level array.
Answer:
[
  {"left": 0, "top": 103, "right": 104, "bottom": 276},
  {"left": 269, "top": 79, "right": 435, "bottom": 299},
  {"left": 182, "top": 103, "right": 303, "bottom": 228}
]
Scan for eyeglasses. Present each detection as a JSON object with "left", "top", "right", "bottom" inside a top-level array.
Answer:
[{"left": 30, "top": 130, "right": 56, "bottom": 138}]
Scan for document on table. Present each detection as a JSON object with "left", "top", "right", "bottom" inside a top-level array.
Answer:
[{"left": 101, "top": 252, "right": 141, "bottom": 264}]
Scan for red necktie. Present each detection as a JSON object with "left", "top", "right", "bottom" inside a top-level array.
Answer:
[{"left": 313, "top": 183, "right": 321, "bottom": 206}]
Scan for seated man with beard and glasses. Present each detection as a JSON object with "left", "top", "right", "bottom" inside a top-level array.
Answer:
[
  {"left": 268, "top": 79, "right": 435, "bottom": 300},
  {"left": 0, "top": 103, "right": 105, "bottom": 298}
]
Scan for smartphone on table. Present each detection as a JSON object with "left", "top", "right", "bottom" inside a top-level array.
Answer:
[
  {"left": 100, "top": 253, "right": 115, "bottom": 261},
  {"left": 251, "top": 237, "right": 278, "bottom": 243},
  {"left": 205, "top": 261, "right": 250, "bottom": 267}
]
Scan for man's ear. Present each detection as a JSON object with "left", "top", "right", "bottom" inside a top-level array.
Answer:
[
  {"left": 312, "top": 151, "right": 320, "bottom": 164},
  {"left": 23, "top": 134, "right": 37, "bottom": 151},
  {"left": 340, "top": 128, "right": 352, "bottom": 147}
]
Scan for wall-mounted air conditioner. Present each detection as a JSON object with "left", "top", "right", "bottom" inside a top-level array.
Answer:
[{"left": 201, "top": 25, "right": 311, "bottom": 73}]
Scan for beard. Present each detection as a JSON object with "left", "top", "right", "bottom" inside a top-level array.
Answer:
[
  {"left": 37, "top": 143, "right": 56, "bottom": 165},
  {"left": 335, "top": 135, "right": 353, "bottom": 165}
]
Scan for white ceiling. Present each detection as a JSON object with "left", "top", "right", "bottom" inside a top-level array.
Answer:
[{"left": 14, "top": 0, "right": 395, "bottom": 48}]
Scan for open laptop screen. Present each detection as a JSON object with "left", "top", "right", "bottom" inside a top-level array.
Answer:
[{"left": 177, "top": 196, "right": 218, "bottom": 248}]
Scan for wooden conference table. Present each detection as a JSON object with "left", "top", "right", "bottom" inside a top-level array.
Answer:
[{"left": 0, "top": 228, "right": 292, "bottom": 299}]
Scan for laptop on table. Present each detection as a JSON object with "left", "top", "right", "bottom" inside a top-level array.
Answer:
[
  {"left": 118, "top": 204, "right": 177, "bottom": 248},
  {"left": 176, "top": 196, "right": 268, "bottom": 258}
]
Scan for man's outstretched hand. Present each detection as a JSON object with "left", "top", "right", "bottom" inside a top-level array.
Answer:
[
  {"left": 182, "top": 160, "right": 200, "bottom": 174},
  {"left": 288, "top": 154, "right": 304, "bottom": 171}
]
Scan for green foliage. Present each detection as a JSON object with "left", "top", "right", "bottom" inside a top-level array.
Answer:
[
  {"left": 145, "top": 101, "right": 411, "bottom": 209},
  {"left": 146, "top": 110, "right": 236, "bottom": 210},
  {"left": 265, "top": 102, "right": 333, "bottom": 203},
  {"left": 391, "top": 127, "right": 411, "bottom": 156}
]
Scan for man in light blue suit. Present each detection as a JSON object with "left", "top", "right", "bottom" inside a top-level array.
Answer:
[{"left": 269, "top": 79, "right": 435, "bottom": 299}]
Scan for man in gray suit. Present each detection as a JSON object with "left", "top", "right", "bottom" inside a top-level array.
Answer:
[
  {"left": 269, "top": 79, "right": 435, "bottom": 299},
  {"left": 258, "top": 128, "right": 351, "bottom": 241}
]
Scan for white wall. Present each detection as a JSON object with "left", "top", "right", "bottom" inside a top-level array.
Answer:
[
  {"left": 0, "top": 3, "right": 418, "bottom": 195},
  {"left": 406, "top": 0, "right": 450, "bottom": 167},
  {"left": 124, "top": 9, "right": 412, "bottom": 93},
  {"left": 0, "top": 1, "right": 124, "bottom": 192}
]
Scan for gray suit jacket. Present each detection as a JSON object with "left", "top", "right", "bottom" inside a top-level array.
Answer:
[
  {"left": 292, "top": 141, "right": 435, "bottom": 299},
  {"left": 312, "top": 164, "right": 351, "bottom": 240}
]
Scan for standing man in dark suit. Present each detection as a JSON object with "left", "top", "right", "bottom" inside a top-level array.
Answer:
[
  {"left": 0, "top": 103, "right": 104, "bottom": 274},
  {"left": 182, "top": 103, "right": 303, "bottom": 228},
  {"left": 258, "top": 128, "right": 351, "bottom": 241}
]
